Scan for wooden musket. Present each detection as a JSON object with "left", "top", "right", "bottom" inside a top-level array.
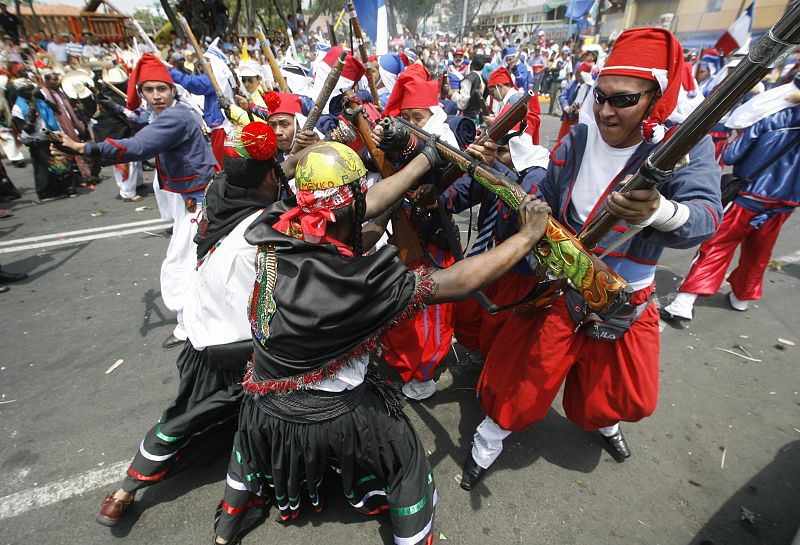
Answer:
[
  {"left": 257, "top": 29, "right": 290, "bottom": 93},
  {"left": 393, "top": 117, "right": 632, "bottom": 319},
  {"left": 289, "top": 50, "right": 347, "bottom": 155}
]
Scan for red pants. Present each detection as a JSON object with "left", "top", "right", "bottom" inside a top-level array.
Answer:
[
  {"left": 383, "top": 246, "right": 455, "bottom": 383},
  {"left": 210, "top": 128, "right": 225, "bottom": 168},
  {"left": 476, "top": 289, "right": 660, "bottom": 432},
  {"left": 454, "top": 271, "right": 539, "bottom": 357},
  {"left": 679, "top": 203, "right": 793, "bottom": 301}
]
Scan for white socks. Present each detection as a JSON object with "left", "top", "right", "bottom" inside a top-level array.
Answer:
[
  {"left": 664, "top": 292, "right": 697, "bottom": 320},
  {"left": 598, "top": 423, "right": 620, "bottom": 437},
  {"left": 471, "top": 417, "right": 512, "bottom": 469},
  {"left": 401, "top": 379, "right": 437, "bottom": 401},
  {"left": 728, "top": 292, "right": 749, "bottom": 311}
]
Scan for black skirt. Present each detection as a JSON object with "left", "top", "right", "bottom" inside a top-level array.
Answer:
[
  {"left": 122, "top": 341, "right": 244, "bottom": 491},
  {"left": 217, "top": 384, "right": 436, "bottom": 545}
]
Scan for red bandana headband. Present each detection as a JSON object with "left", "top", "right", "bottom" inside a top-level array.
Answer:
[{"left": 273, "top": 179, "right": 368, "bottom": 256}]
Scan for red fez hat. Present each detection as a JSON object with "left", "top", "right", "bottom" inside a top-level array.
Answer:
[
  {"left": 400, "top": 78, "right": 439, "bottom": 111},
  {"left": 126, "top": 53, "right": 173, "bottom": 110}
]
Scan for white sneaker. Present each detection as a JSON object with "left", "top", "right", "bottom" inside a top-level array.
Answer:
[
  {"left": 728, "top": 292, "right": 749, "bottom": 311},
  {"left": 401, "top": 379, "right": 437, "bottom": 401},
  {"left": 662, "top": 292, "right": 697, "bottom": 321}
]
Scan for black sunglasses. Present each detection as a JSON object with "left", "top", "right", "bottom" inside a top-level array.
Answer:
[{"left": 593, "top": 88, "right": 657, "bottom": 108}]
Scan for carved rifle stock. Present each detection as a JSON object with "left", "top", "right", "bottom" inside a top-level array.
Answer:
[{"left": 393, "top": 117, "right": 632, "bottom": 319}]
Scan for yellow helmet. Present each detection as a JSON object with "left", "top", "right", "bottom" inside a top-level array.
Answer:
[{"left": 295, "top": 142, "right": 367, "bottom": 192}]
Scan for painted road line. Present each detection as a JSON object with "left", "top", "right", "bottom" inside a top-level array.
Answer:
[
  {"left": 0, "top": 460, "right": 129, "bottom": 520},
  {"left": 777, "top": 249, "right": 800, "bottom": 265},
  {"left": 0, "top": 218, "right": 170, "bottom": 247},
  {"left": 0, "top": 224, "right": 171, "bottom": 255}
]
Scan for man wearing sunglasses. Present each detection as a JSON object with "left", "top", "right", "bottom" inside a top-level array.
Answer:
[{"left": 460, "top": 27, "right": 723, "bottom": 491}]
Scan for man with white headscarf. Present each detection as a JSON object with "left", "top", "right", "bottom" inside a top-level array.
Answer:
[
  {"left": 377, "top": 52, "right": 405, "bottom": 109},
  {"left": 375, "top": 64, "right": 460, "bottom": 400}
]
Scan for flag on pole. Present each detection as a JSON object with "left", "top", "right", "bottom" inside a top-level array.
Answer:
[
  {"left": 204, "top": 37, "right": 237, "bottom": 102},
  {"left": 566, "top": 0, "right": 593, "bottom": 20},
  {"left": 715, "top": 2, "right": 754, "bottom": 55},
  {"left": 352, "top": 0, "right": 389, "bottom": 55}
]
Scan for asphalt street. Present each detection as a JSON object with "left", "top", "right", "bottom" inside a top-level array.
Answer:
[{"left": 1, "top": 114, "right": 799, "bottom": 545}]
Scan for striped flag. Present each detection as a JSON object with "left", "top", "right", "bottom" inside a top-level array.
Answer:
[
  {"left": 715, "top": 3, "right": 754, "bottom": 55},
  {"left": 204, "top": 37, "right": 236, "bottom": 103},
  {"left": 352, "top": 0, "right": 389, "bottom": 55}
]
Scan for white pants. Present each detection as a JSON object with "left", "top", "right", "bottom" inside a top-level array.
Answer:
[
  {"left": 153, "top": 173, "right": 189, "bottom": 223},
  {"left": 0, "top": 129, "right": 24, "bottom": 162},
  {"left": 160, "top": 212, "right": 199, "bottom": 338},
  {"left": 471, "top": 417, "right": 620, "bottom": 470},
  {"left": 471, "top": 416, "right": 512, "bottom": 469},
  {"left": 113, "top": 161, "right": 142, "bottom": 199}
]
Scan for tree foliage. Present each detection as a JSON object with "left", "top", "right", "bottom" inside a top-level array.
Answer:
[
  {"left": 133, "top": 8, "right": 167, "bottom": 34},
  {"left": 387, "top": 0, "right": 438, "bottom": 34}
]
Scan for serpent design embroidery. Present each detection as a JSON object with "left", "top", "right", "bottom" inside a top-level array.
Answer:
[{"left": 469, "top": 166, "right": 628, "bottom": 315}]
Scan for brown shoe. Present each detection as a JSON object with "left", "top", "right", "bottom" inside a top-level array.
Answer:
[
  {"left": 97, "top": 492, "right": 133, "bottom": 526},
  {"left": 122, "top": 195, "right": 144, "bottom": 202}
]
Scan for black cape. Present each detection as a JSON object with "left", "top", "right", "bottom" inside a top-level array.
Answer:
[
  {"left": 243, "top": 202, "right": 434, "bottom": 392},
  {"left": 194, "top": 172, "right": 275, "bottom": 259}
]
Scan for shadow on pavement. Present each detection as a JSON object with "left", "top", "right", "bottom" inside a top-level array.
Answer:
[
  {"left": 4, "top": 241, "right": 89, "bottom": 282},
  {"left": 654, "top": 266, "right": 686, "bottom": 296},
  {"left": 140, "top": 288, "right": 175, "bottom": 338},
  {"left": 780, "top": 263, "right": 800, "bottom": 280},
  {"left": 0, "top": 219, "right": 23, "bottom": 238},
  {"left": 688, "top": 440, "right": 800, "bottom": 545},
  {"left": 400, "top": 343, "right": 604, "bottom": 511}
]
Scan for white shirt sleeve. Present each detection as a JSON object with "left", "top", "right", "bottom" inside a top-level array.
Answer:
[{"left": 453, "top": 76, "right": 472, "bottom": 111}]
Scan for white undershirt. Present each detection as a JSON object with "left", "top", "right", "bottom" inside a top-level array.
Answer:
[
  {"left": 184, "top": 210, "right": 261, "bottom": 350},
  {"left": 570, "top": 127, "right": 639, "bottom": 224},
  {"left": 313, "top": 354, "right": 369, "bottom": 392}
]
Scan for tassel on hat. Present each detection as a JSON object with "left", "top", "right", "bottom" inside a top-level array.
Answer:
[
  {"left": 265, "top": 92, "right": 302, "bottom": 117},
  {"left": 224, "top": 122, "right": 278, "bottom": 160}
]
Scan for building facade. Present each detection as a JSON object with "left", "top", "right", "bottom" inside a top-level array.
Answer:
[{"left": 473, "top": 0, "right": 792, "bottom": 47}]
